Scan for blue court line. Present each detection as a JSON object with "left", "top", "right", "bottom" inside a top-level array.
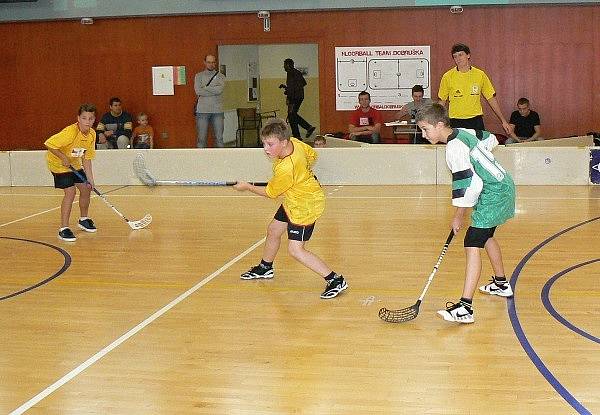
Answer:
[
  {"left": 541, "top": 259, "right": 600, "bottom": 345},
  {"left": 0, "top": 237, "right": 71, "bottom": 301},
  {"left": 508, "top": 216, "right": 600, "bottom": 415}
]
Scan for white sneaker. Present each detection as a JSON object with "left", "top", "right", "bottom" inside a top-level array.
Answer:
[
  {"left": 437, "top": 301, "right": 474, "bottom": 324},
  {"left": 479, "top": 278, "right": 513, "bottom": 297}
]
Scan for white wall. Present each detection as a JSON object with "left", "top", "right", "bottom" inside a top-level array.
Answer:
[
  {"left": 4, "top": 146, "right": 595, "bottom": 187},
  {"left": 0, "top": 152, "right": 10, "bottom": 186},
  {"left": 219, "top": 45, "right": 259, "bottom": 83},
  {"left": 436, "top": 146, "right": 591, "bottom": 185},
  {"left": 219, "top": 45, "right": 260, "bottom": 144},
  {"left": 258, "top": 44, "right": 319, "bottom": 79}
]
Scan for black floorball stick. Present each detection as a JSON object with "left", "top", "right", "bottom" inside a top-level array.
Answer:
[
  {"left": 133, "top": 154, "right": 267, "bottom": 187},
  {"left": 379, "top": 230, "right": 454, "bottom": 323},
  {"left": 69, "top": 167, "right": 152, "bottom": 230}
]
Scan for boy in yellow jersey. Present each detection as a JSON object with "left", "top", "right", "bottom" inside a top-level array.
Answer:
[
  {"left": 234, "top": 118, "right": 348, "bottom": 299},
  {"left": 45, "top": 103, "right": 98, "bottom": 242}
]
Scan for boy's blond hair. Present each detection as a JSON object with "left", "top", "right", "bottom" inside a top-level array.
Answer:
[
  {"left": 415, "top": 103, "right": 450, "bottom": 126},
  {"left": 260, "top": 118, "right": 291, "bottom": 141},
  {"left": 137, "top": 112, "right": 148, "bottom": 121}
]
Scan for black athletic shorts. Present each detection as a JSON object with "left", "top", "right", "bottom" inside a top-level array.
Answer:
[
  {"left": 450, "top": 115, "right": 485, "bottom": 131},
  {"left": 274, "top": 205, "right": 315, "bottom": 242},
  {"left": 52, "top": 169, "right": 86, "bottom": 189},
  {"left": 464, "top": 226, "right": 496, "bottom": 248}
]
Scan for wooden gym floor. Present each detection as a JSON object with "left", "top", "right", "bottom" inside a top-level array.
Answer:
[{"left": 0, "top": 184, "right": 598, "bottom": 414}]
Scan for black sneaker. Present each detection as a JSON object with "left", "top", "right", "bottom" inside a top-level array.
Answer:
[
  {"left": 58, "top": 228, "right": 76, "bottom": 242},
  {"left": 78, "top": 218, "right": 97, "bottom": 233},
  {"left": 241, "top": 264, "right": 274, "bottom": 280},
  {"left": 320, "top": 275, "right": 348, "bottom": 299},
  {"left": 305, "top": 126, "right": 316, "bottom": 138}
]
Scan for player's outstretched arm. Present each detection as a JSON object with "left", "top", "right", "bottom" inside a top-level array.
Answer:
[{"left": 233, "top": 181, "right": 268, "bottom": 197}]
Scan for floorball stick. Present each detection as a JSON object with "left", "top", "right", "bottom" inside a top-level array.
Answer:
[
  {"left": 379, "top": 230, "right": 454, "bottom": 323},
  {"left": 133, "top": 154, "right": 267, "bottom": 187},
  {"left": 69, "top": 166, "right": 152, "bottom": 230}
]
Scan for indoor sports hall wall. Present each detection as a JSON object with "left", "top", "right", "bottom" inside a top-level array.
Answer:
[
  {"left": 2, "top": 146, "right": 592, "bottom": 187},
  {"left": 0, "top": 152, "right": 9, "bottom": 187},
  {"left": 0, "top": 4, "right": 599, "bottom": 150}
]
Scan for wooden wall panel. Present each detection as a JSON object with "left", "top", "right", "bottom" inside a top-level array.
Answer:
[
  {"left": 513, "top": 43, "right": 594, "bottom": 138},
  {"left": 0, "top": 5, "right": 598, "bottom": 150}
]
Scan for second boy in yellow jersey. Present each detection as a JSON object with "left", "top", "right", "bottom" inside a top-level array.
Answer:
[
  {"left": 45, "top": 103, "right": 98, "bottom": 242},
  {"left": 234, "top": 118, "right": 347, "bottom": 299}
]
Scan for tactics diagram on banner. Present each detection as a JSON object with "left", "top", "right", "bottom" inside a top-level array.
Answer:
[{"left": 335, "top": 46, "right": 430, "bottom": 111}]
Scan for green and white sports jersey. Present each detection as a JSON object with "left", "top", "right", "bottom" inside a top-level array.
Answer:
[{"left": 446, "top": 128, "right": 515, "bottom": 228}]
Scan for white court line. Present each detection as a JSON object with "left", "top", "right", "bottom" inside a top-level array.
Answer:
[
  {"left": 0, "top": 188, "right": 132, "bottom": 228},
  {"left": 0, "top": 194, "right": 62, "bottom": 197},
  {"left": 0, "top": 206, "right": 61, "bottom": 229},
  {"left": 138, "top": 195, "right": 600, "bottom": 201},
  {"left": 9, "top": 236, "right": 266, "bottom": 415},
  {"left": 2, "top": 192, "right": 599, "bottom": 201}
]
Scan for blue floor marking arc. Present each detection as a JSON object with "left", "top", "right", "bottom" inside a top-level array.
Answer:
[
  {"left": 508, "top": 215, "right": 600, "bottom": 415},
  {"left": 541, "top": 259, "right": 600, "bottom": 345}
]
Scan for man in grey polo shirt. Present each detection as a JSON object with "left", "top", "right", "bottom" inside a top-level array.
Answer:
[
  {"left": 395, "top": 85, "right": 433, "bottom": 144},
  {"left": 194, "top": 54, "right": 226, "bottom": 148}
]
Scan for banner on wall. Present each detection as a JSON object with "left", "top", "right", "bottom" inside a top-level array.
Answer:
[
  {"left": 335, "top": 46, "right": 430, "bottom": 111},
  {"left": 173, "top": 66, "right": 186, "bottom": 85},
  {"left": 152, "top": 66, "right": 174, "bottom": 95}
]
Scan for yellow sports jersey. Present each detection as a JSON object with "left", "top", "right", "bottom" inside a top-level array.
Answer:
[
  {"left": 45, "top": 123, "right": 96, "bottom": 173},
  {"left": 438, "top": 66, "right": 495, "bottom": 119},
  {"left": 265, "top": 137, "right": 325, "bottom": 225}
]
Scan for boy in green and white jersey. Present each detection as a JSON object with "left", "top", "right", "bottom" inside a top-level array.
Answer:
[{"left": 416, "top": 103, "right": 515, "bottom": 324}]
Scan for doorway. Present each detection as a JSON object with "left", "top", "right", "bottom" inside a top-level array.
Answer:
[{"left": 218, "top": 43, "right": 319, "bottom": 146}]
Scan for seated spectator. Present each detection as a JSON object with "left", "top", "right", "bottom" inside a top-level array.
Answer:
[
  {"left": 132, "top": 112, "right": 154, "bottom": 149},
  {"left": 505, "top": 97, "right": 543, "bottom": 144},
  {"left": 313, "top": 135, "right": 327, "bottom": 148},
  {"left": 395, "top": 84, "right": 434, "bottom": 144},
  {"left": 349, "top": 91, "right": 382, "bottom": 144},
  {"left": 395, "top": 84, "right": 434, "bottom": 121},
  {"left": 96, "top": 97, "right": 133, "bottom": 149}
]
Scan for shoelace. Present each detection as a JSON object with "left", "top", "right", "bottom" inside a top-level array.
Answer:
[
  {"left": 491, "top": 278, "right": 508, "bottom": 288},
  {"left": 444, "top": 301, "right": 472, "bottom": 311},
  {"left": 326, "top": 277, "right": 340, "bottom": 289}
]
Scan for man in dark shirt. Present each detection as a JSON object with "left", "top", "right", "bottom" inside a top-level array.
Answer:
[
  {"left": 280, "top": 58, "right": 315, "bottom": 140},
  {"left": 96, "top": 97, "right": 133, "bottom": 149},
  {"left": 506, "top": 97, "right": 543, "bottom": 144}
]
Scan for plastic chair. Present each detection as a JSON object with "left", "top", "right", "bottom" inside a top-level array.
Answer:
[{"left": 236, "top": 108, "right": 278, "bottom": 147}]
